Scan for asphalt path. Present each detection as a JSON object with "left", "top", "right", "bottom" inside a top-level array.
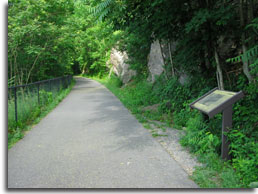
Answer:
[{"left": 8, "top": 77, "right": 198, "bottom": 188}]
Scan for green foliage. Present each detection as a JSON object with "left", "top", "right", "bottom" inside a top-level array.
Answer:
[
  {"left": 153, "top": 76, "right": 188, "bottom": 111},
  {"left": 72, "top": 1, "right": 118, "bottom": 77},
  {"left": 88, "top": 0, "right": 114, "bottom": 22},
  {"left": 180, "top": 115, "right": 220, "bottom": 154},
  {"left": 8, "top": 76, "right": 16, "bottom": 87},
  {"left": 8, "top": 0, "right": 116, "bottom": 84},
  {"left": 192, "top": 152, "right": 243, "bottom": 188},
  {"left": 247, "top": 17, "right": 258, "bottom": 34},
  {"left": 39, "top": 90, "right": 53, "bottom": 105},
  {"left": 226, "top": 45, "right": 258, "bottom": 63},
  {"left": 227, "top": 128, "right": 258, "bottom": 186},
  {"left": 8, "top": 0, "right": 75, "bottom": 84},
  {"left": 106, "top": 74, "right": 158, "bottom": 111},
  {"left": 226, "top": 17, "right": 258, "bottom": 83},
  {"left": 172, "top": 103, "right": 196, "bottom": 129},
  {"left": 185, "top": 9, "right": 210, "bottom": 33},
  {"left": 153, "top": 74, "right": 214, "bottom": 113},
  {"left": 117, "top": 29, "right": 151, "bottom": 74}
]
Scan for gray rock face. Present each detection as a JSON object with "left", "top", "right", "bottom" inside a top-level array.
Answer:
[
  {"left": 179, "top": 73, "right": 188, "bottom": 85},
  {"left": 147, "top": 40, "right": 189, "bottom": 85},
  {"left": 160, "top": 40, "right": 177, "bottom": 61},
  {"left": 110, "top": 48, "right": 136, "bottom": 84},
  {"left": 147, "top": 40, "right": 165, "bottom": 83}
]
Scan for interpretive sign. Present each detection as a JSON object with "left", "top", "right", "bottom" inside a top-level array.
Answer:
[{"left": 190, "top": 88, "right": 244, "bottom": 160}]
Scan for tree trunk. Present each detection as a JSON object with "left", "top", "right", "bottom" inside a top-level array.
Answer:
[
  {"left": 158, "top": 40, "right": 168, "bottom": 80},
  {"left": 248, "top": 0, "right": 254, "bottom": 22},
  {"left": 25, "top": 53, "right": 41, "bottom": 84},
  {"left": 204, "top": 46, "right": 210, "bottom": 69},
  {"left": 242, "top": 44, "right": 253, "bottom": 82},
  {"left": 13, "top": 48, "right": 18, "bottom": 85},
  {"left": 215, "top": 48, "right": 224, "bottom": 90},
  {"left": 82, "top": 63, "right": 87, "bottom": 75},
  {"left": 108, "top": 66, "right": 114, "bottom": 78},
  {"left": 9, "top": 57, "right": 13, "bottom": 81},
  {"left": 240, "top": 0, "right": 253, "bottom": 83},
  {"left": 168, "top": 41, "right": 175, "bottom": 77},
  {"left": 25, "top": 42, "right": 47, "bottom": 84}
]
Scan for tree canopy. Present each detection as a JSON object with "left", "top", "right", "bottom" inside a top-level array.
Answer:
[{"left": 8, "top": 0, "right": 258, "bottom": 87}]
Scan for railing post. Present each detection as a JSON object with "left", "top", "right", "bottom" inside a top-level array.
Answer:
[
  {"left": 49, "top": 80, "right": 51, "bottom": 91},
  {"left": 14, "top": 87, "right": 18, "bottom": 123},
  {"left": 58, "top": 78, "right": 60, "bottom": 90},
  {"left": 64, "top": 77, "right": 66, "bottom": 88},
  {"left": 37, "top": 83, "right": 40, "bottom": 105},
  {"left": 60, "top": 78, "right": 62, "bottom": 90},
  {"left": 62, "top": 77, "right": 64, "bottom": 89}
]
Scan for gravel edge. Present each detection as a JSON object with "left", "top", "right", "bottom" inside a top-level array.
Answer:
[{"left": 144, "top": 120, "right": 202, "bottom": 176}]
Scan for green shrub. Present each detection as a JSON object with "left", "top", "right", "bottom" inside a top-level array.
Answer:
[
  {"left": 39, "top": 90, "right": 53, "bottom": 105},
  {"left": 180, "top": 115, "right": 221, "bottom": 154},
  {"left": 153, "top": 76, "right": 191, "bottom": 112},
  {"left": 104, "top": 74, "right": 158, "bottom": 109},
  {"left": 192, "top": 153, "right": 243, "bottom": 188},
  {"left": 227, "top": 128, "right": 258, "bottom": 186},
  {"left": 107, "top": 74, "right": 123, "bottom": 88}
]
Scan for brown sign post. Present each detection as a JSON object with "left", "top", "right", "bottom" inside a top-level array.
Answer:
[{"left": 190, "top": 88, "right": 244, "bottom": 160}]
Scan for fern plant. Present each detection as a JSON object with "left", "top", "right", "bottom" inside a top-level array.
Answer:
[
  {"left": 227, "top": 17, "right": 258, "bottom": 79},
  {"left": 226, "top": 45, "right": 258, "bottom": 63},
  {"left": 88, "top": 0, "right": 114, "bottom": 22}
]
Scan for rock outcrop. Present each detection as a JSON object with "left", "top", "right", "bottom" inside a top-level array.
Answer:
[
  {"left": 147, "top": 40, "right": 189, "bottom": 85},
  {"left": 178, "top": 73, "right": 188, "bottom": 85},
  {"left": 109, "top": 40, "right": 188, "bottom": 85},
  {"left": 109, "top": 48, "right": 136, "bottom": 84},
  {"left": 147, "top": 40, "right": 165, "bottom": 83}
]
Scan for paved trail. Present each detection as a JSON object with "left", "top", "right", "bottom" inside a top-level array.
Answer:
[{"left": 8, "top": 77, "right": 198, "bottom": 188}]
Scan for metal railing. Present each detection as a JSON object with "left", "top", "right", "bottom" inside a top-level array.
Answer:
[{"left": 8, "top": 75, "right": 73, "bottom": 126}]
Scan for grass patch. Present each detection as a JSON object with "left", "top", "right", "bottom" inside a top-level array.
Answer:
[
  {"left": 152, "top": 133, "right": 168, "bottom": 138},
  {"left": 142, "top": 123, "right": 152, "bottom": 129},
  {"left": 8, "top": 79, "right": 75, "bottom": 149},
  {"left": 192, "top": 153, "right": 243, "bottom": 188}
]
